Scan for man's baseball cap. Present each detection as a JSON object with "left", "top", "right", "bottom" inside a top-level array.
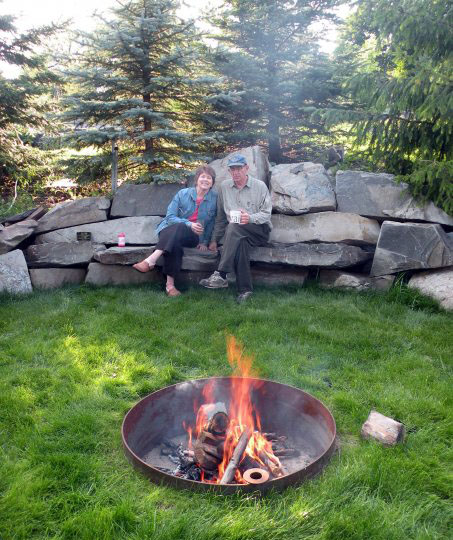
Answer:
[{"left": 227, "top": 154, "right": 247, "bottom": 167}]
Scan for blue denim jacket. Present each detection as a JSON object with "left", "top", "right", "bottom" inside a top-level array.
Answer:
[{"left": 156, "top": 187, "right": 218, "bottom": 245}]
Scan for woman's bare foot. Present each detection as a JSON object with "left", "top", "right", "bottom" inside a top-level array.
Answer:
[{"left": 133, "top": 260, "right": 154, "bottom": 273}]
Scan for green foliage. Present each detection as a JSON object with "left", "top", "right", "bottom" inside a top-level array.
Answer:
[
  {"left": 0, "top": 285, "right": 451, "bottom": 539},
  {"left": 62, "top": 0, "right": 230, "bottom": 184},
  {"left": 0, "top": 11, "right": 64, "bottom": 192},
  {"left": 208, "top": 0, "right": 343, "bottom": 162},
  {"left": 321, "top": 0, "right": 453, "bottom": 214}
]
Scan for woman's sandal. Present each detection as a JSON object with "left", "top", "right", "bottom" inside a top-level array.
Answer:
[
  {"left": 133, "top": 260, "right": 154, "bottom": 273},
  {"left": 166, "top": 286, "right": 181, "bottom": 297}
]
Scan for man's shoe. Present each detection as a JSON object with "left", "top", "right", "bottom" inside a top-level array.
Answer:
[
  {"left": 199, "top": 271, "right": 228, "bottom": 289},
  {"left": 236, "top": 291, "right": 253, "bottom": 304}
]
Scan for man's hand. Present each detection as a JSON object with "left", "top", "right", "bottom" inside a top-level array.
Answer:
[
  {"left": 240, "top": 210, "right": 250, "bottom": 225},
  {"left": 197, "top": 243, "right": 208, "bottom": 251},
  {"left": 208, "top": 241, "right": 218, "bottom": 252},
  {"left": 191, "top": 222, "right": 204, "bottom": 235}
]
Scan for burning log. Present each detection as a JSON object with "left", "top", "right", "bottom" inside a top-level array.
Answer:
[
  {"left": 258, "top": 450, "right": 288, "bottom": 477},
  {"left": 273, "top": 448, "right": 300, "bottom": 458},
  {"left": 220, "top": 427, "right": 252, "bottom": 485},
  {"left": 194, "top": 402, "right": 229, "bottom": 472}
]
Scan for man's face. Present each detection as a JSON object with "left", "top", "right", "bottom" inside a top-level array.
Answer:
[{"left": 229, "top": 164, "right": 249, "bottom": 187}]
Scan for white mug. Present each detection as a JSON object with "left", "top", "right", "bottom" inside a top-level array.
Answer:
[{"left": 230, "top": 210, "right": 241, "bottom": 223}]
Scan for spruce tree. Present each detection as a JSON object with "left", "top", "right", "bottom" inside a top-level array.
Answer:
[
  {"left": 208, "top": 0, "right": 342, "bottom": 163},
  {"left": 0, "top": 10, "right": 61, "bottom": 190},
  {"left": 321, "top": 0, "right": 453, "bottom": 213},
  {"left": 62, "top": 0, "right": 223, "bottom": 183}
]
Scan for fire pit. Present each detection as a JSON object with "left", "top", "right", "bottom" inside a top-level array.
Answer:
[{"left": 122, "top": 375, "right": 336, "bottom": 493}]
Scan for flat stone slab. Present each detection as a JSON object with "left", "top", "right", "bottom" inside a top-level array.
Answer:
[
  {"left": 270, "top": 162, "right": 336, "bottom": 214},
  {"left": 209, "top": 146, "right": 270, "bottom": 186},
  {"left": 25, "top": 242, "right": 105, "bottom": 267},
  {"left": 336, "top": 170, "right": 453, "bottom": 226},
  {"left": 29, "top": 268, "right": 87, "bottom": 289},
  {"left": 0, "top": 249, "right": 32, "bottom": 294},
  {"left": 319, "top": 270, "right": 395, "bottom": 291},
  {"left": 85, "top": 262, "right": 162, "bottom": 286},
  {"left": 361, "top": 410, "right": 405, "bottom": 446},
  {"left": 408, "top": 267, "right": 453, "bottom": 310},
  {"left": 94, "top": 246, "right": 220, "bottom": 272},
  {"left": 250, "top": 243, "right": 372, "bottom": 268},
  {"left": 0, "top": 219, "right": 38, "bottom": 254},
  {"left": 270, "top": 212, "right": 381, "bottom": 246},
  {"left": 36, "top": 197, "right": 111, "bottom": 233},
  {"left": 110, "top": 183, "right": 182, "bottom": 217},
  {"left": 370, "top": 221, "right": 453, "bottom": 276},
  {"left": 251, "top": 265, "right": 309, "bottom": 286},
  {"left": 35, "top": 216, "right": 161, "bottom": 245}
]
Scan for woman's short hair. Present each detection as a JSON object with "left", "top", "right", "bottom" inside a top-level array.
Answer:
[{"left": 194, "top": 165, "right": 216, "bottom": 185}]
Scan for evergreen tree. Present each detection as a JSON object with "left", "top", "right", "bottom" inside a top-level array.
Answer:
[
  {"left": 208, "top": 0, "right": 343, "bottom": 163},
  {"left": 321, "top": 0, "right": 453, "bottom": 213},
  {"left": 0, "top": 8, "right": 61, "bottom": 191},
  {"left": 63, "top": 0, "right": 225, "bottom": 183}
]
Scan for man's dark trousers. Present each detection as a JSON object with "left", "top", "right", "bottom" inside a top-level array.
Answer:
[{"left": 218, "top": 223, "right": 270, "bottom": 293}]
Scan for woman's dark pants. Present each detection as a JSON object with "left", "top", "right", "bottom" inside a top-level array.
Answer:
[{"left": 156, "top": 223, "right": 199, "bottom": 277}]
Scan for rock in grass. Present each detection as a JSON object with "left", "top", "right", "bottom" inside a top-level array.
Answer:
[
  {"left": 0, "top": 219, "right": 38, "bottom": 254},
  {"left": 319, "top": 270, "right": 395, "bottom": 291},
  {"left": 370, "top": 221, "right": 453, "bottom": 276},
  {"left": 270, "top": 212, "right": 380, "bottom": 246},
  {"left": 29, "top": 268, "right": 87, "bottom": 289},
  {"left": 35, "top": 197, "right": 111, "bottom": 233},
  {"left": 361, "top": 410, "right": 405, "bottom": 446},
  {"left": 408, "top": 267, "right": 453, "bottom": 310},
  {"left": 0, "top": 249, "right": 32, "bottom": 294}
]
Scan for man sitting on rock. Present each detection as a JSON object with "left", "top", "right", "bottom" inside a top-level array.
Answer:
[{"left": 199, "top": 154, "right": 272, "bottom": 303}]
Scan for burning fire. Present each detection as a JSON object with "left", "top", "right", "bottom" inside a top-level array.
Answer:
[{"left": 185, "top": 335, "right": 284, "bottom": 484}]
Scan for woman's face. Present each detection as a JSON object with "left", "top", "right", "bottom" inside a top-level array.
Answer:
[{"left": 197, "top": 172, "right": 214, "bottom": 191}]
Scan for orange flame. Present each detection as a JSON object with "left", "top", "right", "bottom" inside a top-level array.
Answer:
[{"left": 185, "top": 335, "right": 284, "bottom": 483}]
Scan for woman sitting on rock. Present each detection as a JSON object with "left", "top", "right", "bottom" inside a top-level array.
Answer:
[{"left": 133, "top": 165, "right": 217, "bottom": 296}]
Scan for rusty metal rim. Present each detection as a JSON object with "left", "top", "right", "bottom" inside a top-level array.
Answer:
[{"left": 121, "top": 376, "right": 336, "bottom": 493}]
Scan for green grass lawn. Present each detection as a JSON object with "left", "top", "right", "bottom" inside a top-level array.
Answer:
[{"left": 0, "top": 283, "right": 451, "bottom": 540}]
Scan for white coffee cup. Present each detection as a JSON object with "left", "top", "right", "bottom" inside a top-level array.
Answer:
[{"left": 230, "top": 210, "right": 241, "bottom": 223}]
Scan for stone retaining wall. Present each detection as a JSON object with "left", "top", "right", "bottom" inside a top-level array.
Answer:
[{"left": 1, "top": 145, "right": 452, "bottom": 309}]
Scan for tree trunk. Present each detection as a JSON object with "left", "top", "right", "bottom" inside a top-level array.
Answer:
[
  {"left": 143, "top": 92, "right": 153, "bottom": 173},
  {"left": 267, "top": 117, "right": 282, "bottom": 164}
]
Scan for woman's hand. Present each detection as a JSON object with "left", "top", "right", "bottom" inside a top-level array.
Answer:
[
  {"left": 208, "top": 241, "right": 218, "bottom": 252},
  {"left": 191, "top": 222, "right": 204, "bottom": 235},
  {"left": 197, "top": 244, "right": 208, "bottom": 251}
]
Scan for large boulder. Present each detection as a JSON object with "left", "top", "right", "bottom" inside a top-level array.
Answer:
[
  {"left": 0, "top": 249, "right": 32, "bottom": 294},
  {"left": 85, "top": 262, "right": 162, "bottom": 286},
  {"left": 408, "top": 267, "right": 453, "bottom": 310},
  {"left": 371, "top": 222, "right": 453, "bottom": 276},
  {"left": 336, "top": 171, "right": 453, "bottom": 226},
  {"left": 36, "top": 197, "right": 111, "bottom": 234},
  {"left": 209, "top": 146, "right": 270, "bottom": 186},
  {"left": 35, "top": 216, "right": 161, "bottom": 245},
  {"left": 270, "top": 212, "right": 380, "bottom": 246},
  {"left": 319, "top": 270, "right": 395, "bottom": 291},
  {"left": 270, "top": 162, "right": 336, "bottom": 214},
  {"left": 25, "top": 242, "right": 105, "bottom": 267},
  {"left": 110, "top": 183, "right": 182, "bottom": 217},
  {"left": 250, "top": 243, "right": 372, "bottom": 268},
  {"left": 29, "top": 268, "right": 87, "bottom": 289},
  {"left": 0, "top": 219, "right": 38, "bottom": 254}
]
